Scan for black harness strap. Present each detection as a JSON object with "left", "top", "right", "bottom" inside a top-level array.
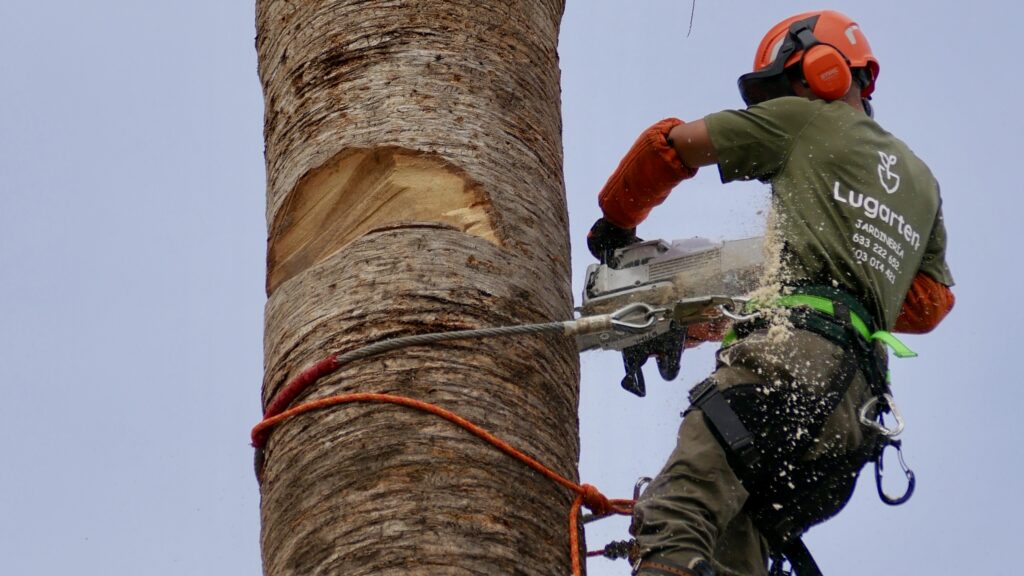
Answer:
[{"left": 777, "top": 540, "right": 822, "bottom": 576}]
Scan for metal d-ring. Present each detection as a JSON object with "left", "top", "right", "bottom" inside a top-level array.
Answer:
[{"left": 859, "top": 393, "right": 905, "bottom": 437}]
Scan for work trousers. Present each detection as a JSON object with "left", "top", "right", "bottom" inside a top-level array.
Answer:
[{"left": 632, "top": 327, "right": 877, "bottom": 576}]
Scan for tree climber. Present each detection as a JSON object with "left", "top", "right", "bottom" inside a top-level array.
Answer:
[{"left": 586, "top": 11, "right": 955, "bottom": 576}]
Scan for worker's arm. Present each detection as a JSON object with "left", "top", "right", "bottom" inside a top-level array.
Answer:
[
  {"left": 596, "top": 118, "right": 701, "bottom": 229},
  {"left": 591, "top": 101, "right": 800, "bottom": 255},
  {"left": 589, "top": 118, "right": 712, "bottom": 260},
  {"left": 597, "top": 98, "right": 812, "bottom": 230},
  {"left": 893, "top": 272, "right": 955, "bottom": 333},
  {"left": 894, "top": 199, "right": 954, "bottom": 333},
  {"left": 667, "top": 120, "right": 719, "bottom": 169}
]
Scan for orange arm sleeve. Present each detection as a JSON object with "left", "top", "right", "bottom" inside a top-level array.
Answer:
[
  {"left": 598, "top": 118, "right": 698, "bottom": 228},
  {"left": 893, "top": 272, "right": 956, "bottom": 334}
]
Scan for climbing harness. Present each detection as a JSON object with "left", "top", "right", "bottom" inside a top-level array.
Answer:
[
  {"left": 698, "top": 289, "right": 918, "bottom": 576},
  {"left": 721, "top": 292, "right": 917, "bottom": 358}
]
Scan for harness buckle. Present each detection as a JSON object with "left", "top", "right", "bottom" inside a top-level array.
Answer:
[
  {"left": 689, "top": 379, "right": 762, "bottom": 469},
  {"left": 687, "top": 378, "right": 717, "bottom": 405},
  {"left": 858, "top": 393, "right": 905, "bottom": 437}
]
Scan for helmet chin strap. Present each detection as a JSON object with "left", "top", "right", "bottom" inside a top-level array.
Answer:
[{"left": 862, "top": 98, "right": 874, "bottom": 118}]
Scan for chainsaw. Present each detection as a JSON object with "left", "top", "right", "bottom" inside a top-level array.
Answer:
[{"left": 576, "top": 236, "right": 764, "bottom": 396}]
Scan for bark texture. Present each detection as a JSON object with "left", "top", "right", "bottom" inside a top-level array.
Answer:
[{"left": 256, "top": 1, "right": 577, "bottom": 575}]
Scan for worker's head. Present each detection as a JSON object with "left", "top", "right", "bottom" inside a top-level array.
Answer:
[{"left": 738, "top": 11, "right": 879, "bottom": 109}]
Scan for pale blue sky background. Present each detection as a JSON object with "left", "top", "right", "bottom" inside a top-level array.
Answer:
[{"left": 0, "top": 1, "right": 1019, "bottom": 575}]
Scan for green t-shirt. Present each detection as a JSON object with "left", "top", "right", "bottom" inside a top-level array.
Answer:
[{"left": 705, "top": 97, "right": 954, "bottom": 329}]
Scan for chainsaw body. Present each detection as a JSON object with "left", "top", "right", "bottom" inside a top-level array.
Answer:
[{"left": 577, "top": 236, "right": 764, "bottom": 395}]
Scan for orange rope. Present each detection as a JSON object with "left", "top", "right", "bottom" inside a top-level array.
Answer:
[{"left": 252, "top": 393, "right": 633, "bottom": 575}]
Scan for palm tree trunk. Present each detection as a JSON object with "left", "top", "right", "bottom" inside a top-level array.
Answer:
[{"left": 256, "top": 1, "right": 578, "bottom": 574}]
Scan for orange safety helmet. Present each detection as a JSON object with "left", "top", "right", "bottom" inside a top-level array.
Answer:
[{"left": 738, "top": 10, "right": 879, "bottom": 106}]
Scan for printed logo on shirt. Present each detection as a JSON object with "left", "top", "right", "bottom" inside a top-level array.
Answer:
[{"left": 877, "top": 151, "right": 900, "bottom": 194}]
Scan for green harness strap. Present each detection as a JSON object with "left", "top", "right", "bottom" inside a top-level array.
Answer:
[{"left": 721, "top": 294, "right": 917, "bottom": 358}]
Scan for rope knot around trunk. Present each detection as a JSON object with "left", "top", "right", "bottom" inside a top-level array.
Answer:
[{"left": 580, "top": 483, "right": 613, "bottom": 516}]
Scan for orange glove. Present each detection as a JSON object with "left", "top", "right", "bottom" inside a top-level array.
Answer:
[
  {"left": 893, "top": 272, "right": 955, "bottom": 333},
  {"left": 598, "top": 118, "right": 698, "bottom": 228}
]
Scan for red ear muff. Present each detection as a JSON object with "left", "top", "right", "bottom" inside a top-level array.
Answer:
[{"left": 802, "top": 44, "right": 852, "bottom": 100}]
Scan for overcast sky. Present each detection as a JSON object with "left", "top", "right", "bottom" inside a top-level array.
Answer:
[{"left": 0, "top": 1, "right": 1018, "bottom": 575}]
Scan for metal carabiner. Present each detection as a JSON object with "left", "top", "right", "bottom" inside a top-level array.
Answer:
[
  {"left": 859, "top": 393, "right": 905, "bottom": 437},
  {"left": 609, "top": 303, "right": 664, "bottom": 333},
  {"left": 875, "top": 439, "right": 916, "bottom": 506},
  {"left": 633, "top": 476, "right": 652, "bottom": 501},
  {"left": 718, "top": 298, "right": 760, "bottom": 322}
]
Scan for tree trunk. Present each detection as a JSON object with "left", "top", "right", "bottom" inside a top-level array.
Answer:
[{"left": 256, "top": 1, "right": 578, "bottom": 575}]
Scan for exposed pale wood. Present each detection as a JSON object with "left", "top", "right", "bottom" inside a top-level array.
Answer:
[
  {"left": 257, "top": 1, "right": 577, "bottom": 574},
  {"left": 267, "top": 147, "right": 500, "bottom": 293}
]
